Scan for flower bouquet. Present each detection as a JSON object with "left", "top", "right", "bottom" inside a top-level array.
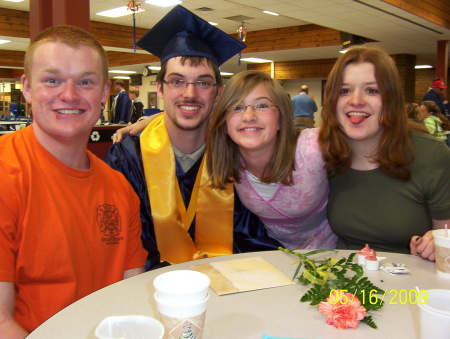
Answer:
[{"left": 280, "top": 248, "right": 385, "bottom": 329}]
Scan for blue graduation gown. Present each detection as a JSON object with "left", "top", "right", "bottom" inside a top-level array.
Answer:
[
  {"left": 113, "top": 91, "right": 132, "bottom": 123},
  {"left": 104, "top": 135, "right": 282, "bottom": 270}
]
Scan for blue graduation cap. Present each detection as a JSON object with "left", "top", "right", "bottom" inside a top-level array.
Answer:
[{"left": 137, "top": 5, "right": 246, "bottom": 66}]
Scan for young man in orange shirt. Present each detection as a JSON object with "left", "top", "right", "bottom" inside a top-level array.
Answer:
[{"left": 0, "top": 25, "right": 147, "bottom": 338}]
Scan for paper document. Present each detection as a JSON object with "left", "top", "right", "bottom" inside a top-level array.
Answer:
[{"left": 192, "top": 256, "right": 294, "bottom": 295}]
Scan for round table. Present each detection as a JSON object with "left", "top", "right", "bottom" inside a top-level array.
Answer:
[{"left": 28, "top": 250, "right": 449, "bottom": 338}]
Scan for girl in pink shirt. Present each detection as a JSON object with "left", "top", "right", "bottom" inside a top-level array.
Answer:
[{"left": 206, "top": 70, "right": 337, "bottom": 249}]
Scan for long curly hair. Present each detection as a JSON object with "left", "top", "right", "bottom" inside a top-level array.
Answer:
[{"left": 319, "top": 47, "right": 426, "bottom": 181}]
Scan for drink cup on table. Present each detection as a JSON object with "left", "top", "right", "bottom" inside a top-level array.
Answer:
[
  {"left": 95, "top": 315, "right": 164, "bottom": 339},
  {"left": 432, "top": 229, "right": 450, "bottom": 278},
  {"left": 417, "top": 289, "right": 450, "bottom": 339},
  {"left": 153, "top": 270, "right": 210, "bottom": 339}
]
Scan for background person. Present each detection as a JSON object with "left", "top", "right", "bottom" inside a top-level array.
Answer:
[
  {"left": 0, "top": 25, "right": 146, "bottom": 338},
  {"left": 291, "top": 84, "right": 318, "bottom": 128},
  {"left": 405, "top": 102, "right": 420, "bottom": 122},
  {"left": 206, "top": 71, "right": 337, "bottom": 250},
  {"left": 105, "top": 6, "right": 282, "bottom": 271},
  {"left": 111, "top": 80, "right": 131, "bottom": 123},
  {"left": 128, "top": 88, "right": 144, "bottom": 124},
  {"left": 422, "top": 79, "right": 450, "bottom": 116},
  {"left": 418, "top": 100, "right": 449, "bottom": 142},
  {"left": 318, "top": 47, "right": 450, "bottom": 260}
]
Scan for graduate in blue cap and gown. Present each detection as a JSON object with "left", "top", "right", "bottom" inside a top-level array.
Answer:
[{"left": 105, "top": 5, "right": 282, "bottom": 270}]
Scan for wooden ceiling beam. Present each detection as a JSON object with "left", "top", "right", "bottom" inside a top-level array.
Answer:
[
  {"left": 382, "top": 0, "right": 450, "bottom": 29},
  {"left": 0, "top": 8, "right": 350, "bottom": 72},
  {"left": 231, "top": 25, "right": 343, "bottom": 53},
  {"left": 0, "top": 50, "right": 25, "bottom": 68},
  {"left": 107, "top": 51, "right": 159, "bottom": 67},
  {"left": 0, "top": 8, "right": 29, "bottom": 38},
  {"left": 248, "top": 58, "right": 338, "bottom": 80}
]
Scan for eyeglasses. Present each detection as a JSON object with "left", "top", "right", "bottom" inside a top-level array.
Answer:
[
  {"left": 230, "top": 101, "right": 279, "bottom": 114},
  {"left": 163, "top": 79, "right": 217, "bottom": 90}
]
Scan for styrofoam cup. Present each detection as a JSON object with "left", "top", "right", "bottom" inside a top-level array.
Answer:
[
  {"left": 154, "top": 292, "right": 209, "bottom": 318},
  {"left": 154, "top": 292, "right": 209, "bottom": 338},
  {"left": 94, "top": 315, "right": 164, "bottom": 339},
  {"left": 417, "top": 289, "right": 450, "bottom": 339},
  {"left": 433, "top": 229, "right": 450, "bottom": 278},
  {"left": 153, "top": 270, "right": 210, "bottom": 304}
]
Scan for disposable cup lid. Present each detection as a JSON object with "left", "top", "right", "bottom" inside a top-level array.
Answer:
[{"left": 153, "top": 270, "right": 210, "bottom": 295}]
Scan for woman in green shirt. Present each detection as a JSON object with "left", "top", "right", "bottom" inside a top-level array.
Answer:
[{"left": 319, "top": 47, "right": 450, "bottom": 260}]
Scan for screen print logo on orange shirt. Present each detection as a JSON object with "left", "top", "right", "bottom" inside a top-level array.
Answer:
[{"left": 97, "top": 204, "right": 124, "bottom": 245}]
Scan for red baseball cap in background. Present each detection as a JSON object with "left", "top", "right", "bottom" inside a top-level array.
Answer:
[{"left": 432, "top": 80, "right": 447, "bottom": 89}]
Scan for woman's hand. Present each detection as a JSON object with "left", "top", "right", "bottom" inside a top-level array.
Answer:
[
  {"left": 410, "top": 231, "right": 435, "bottom": 261},
  {"left": 410, "top": 220, "right": 449, "bottom": 261}
]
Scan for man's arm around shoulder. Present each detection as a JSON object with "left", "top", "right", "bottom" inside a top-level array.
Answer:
[{"left": 0, "top": 281, "right": 28, "bottom": 339}]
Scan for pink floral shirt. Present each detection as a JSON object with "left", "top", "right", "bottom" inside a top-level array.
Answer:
[{"left": 235, "top": 128, "right": 337, "bottom": 249}]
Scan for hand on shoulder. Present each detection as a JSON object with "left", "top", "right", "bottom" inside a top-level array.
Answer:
[{"left": 112, "top": 114, "right": 162, "bottom": 143}]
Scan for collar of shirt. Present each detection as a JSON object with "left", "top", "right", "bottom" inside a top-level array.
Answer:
[{"left": 172, "top": 144, "right": 206, "bottom": 173}]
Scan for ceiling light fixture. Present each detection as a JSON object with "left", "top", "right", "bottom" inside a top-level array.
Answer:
[
  {"left": 148, "top": 66, "right": 161, "bottom": 70},
  {"left": 240, "top": 57, "right": 273, "bottom": 63},
  {"left": 0, "top": 39, "right": 11, "bottom": 45},
  {"left": 4, "top": 0, "right": 25, "bottom": 2},
  {"left": 339, "top": 32, "right": 367, "bottom": 54},
  {"left": 96, "top": 6, "right": 145, "bottom": 18},
  {"left": 263, "top": 10, "right": 279, "bottom": 16},
  {"left": 415, "top": 65, "right": 433, "bottom": 69},
  {"left": 113, "top": 76, "right": 131, "bottom": 79},
  {"left": 220, "top": 72, "right": 234, "bottom": 76},
  {"left": 145, "top": 0, "right": 182, "bottom": 7}
]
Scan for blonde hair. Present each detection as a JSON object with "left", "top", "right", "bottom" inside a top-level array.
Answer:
[
  {"left": 129, "top": 88, "right": 140, "bottom": 97},
  {"left": 206, "top": 70, "right": 299, "bottom": 189},
  {"left": 24, "top": 25, "right": 109, "bottom": 82}
]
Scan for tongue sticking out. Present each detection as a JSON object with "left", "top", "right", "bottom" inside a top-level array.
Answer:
[{"left": 349, "top": 114, "right": 366, "bottom": 124}]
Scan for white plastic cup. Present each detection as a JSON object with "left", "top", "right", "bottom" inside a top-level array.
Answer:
[
  {"left": 153, "top": 270, "right": 210, "bottom": 304},
  {"left": 154, "top": 292, "right": 209, "bottom": 339},
  {"left": 94, "top": 315, "right": 164, "bottom": 339},
  {"left": 154, "top": 292, "right": 209, "bottom": 318},
  {"left": 433, "top": 229, "right": 450, "bottom": 278},
  {"left": 417, "top": 289, "right": 450, "bottom": 339}
]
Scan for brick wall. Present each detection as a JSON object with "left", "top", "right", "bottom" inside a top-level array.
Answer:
[{"left": 392, "top": 54, "right": 416, "bottom": 104}]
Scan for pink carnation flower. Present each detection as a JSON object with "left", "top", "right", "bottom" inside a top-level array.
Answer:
[{"left": 318, "top": 290, "right": 367, "bottom": 329}]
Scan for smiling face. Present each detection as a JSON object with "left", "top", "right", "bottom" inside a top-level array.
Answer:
[
  {"left": 336, "top": 62, "right": 383, "bottom": 146},
  {"left": 21, "top": 41, "right": 110, "bottom": 147},
  {"left": 226, "top": 83, "right": 280, "bottom": 156},
  {"left": 157, "top": 57, "right": 220, "bottom": 133}
]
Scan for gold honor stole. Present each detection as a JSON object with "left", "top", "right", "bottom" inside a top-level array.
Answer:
[{"left": 140, "top": 114, "right": 234, "bottom": 264}]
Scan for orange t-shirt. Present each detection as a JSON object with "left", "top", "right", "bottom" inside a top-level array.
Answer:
[{"left": 0, "top": 126, "right": 147, "bottom": 332}]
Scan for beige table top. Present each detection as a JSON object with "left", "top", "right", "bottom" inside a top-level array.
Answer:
[{"left": 28, "top": 250, "right": 449, "bottom": 339}]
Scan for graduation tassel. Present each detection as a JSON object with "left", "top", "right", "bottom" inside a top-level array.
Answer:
[
  {"left": 127, "top": 0, "right": 141, "bottom": 52},
  {"left": 237, "top": 21, "right": 247, "bottom": 65}
]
